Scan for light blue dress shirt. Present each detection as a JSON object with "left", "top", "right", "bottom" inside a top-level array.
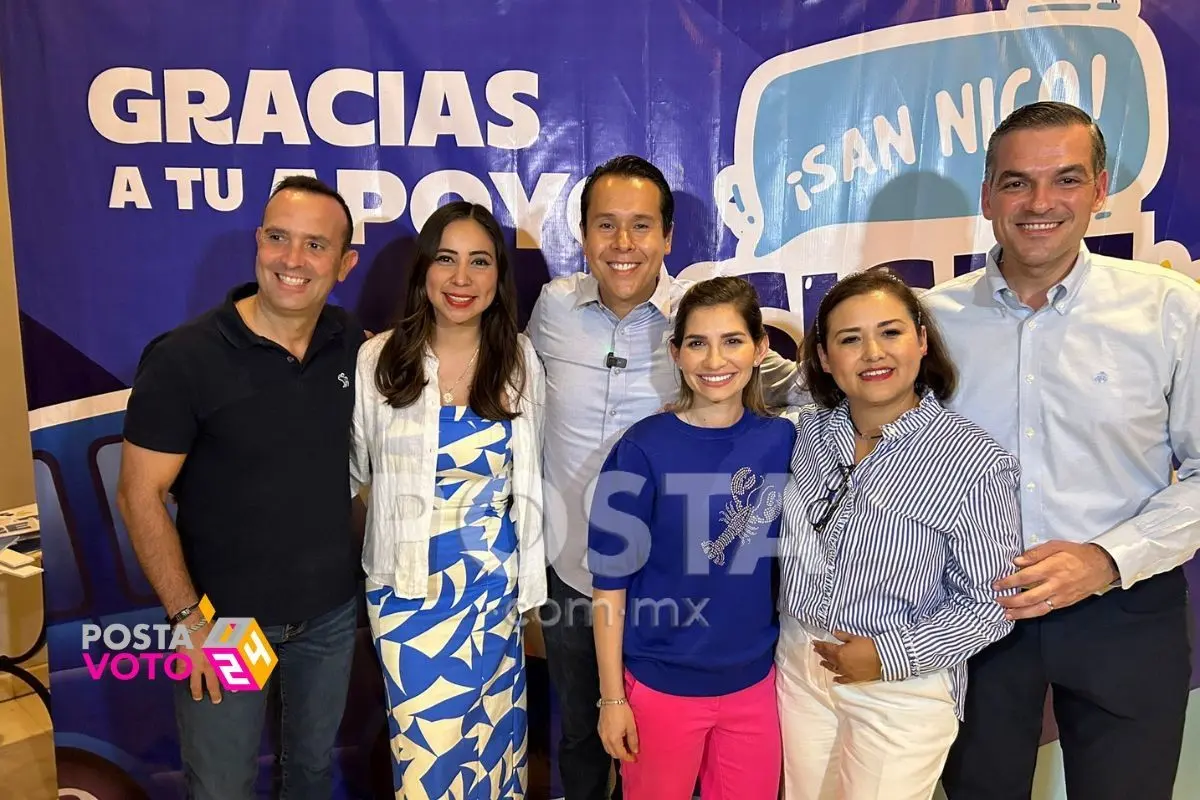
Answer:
[
  {"left": 527, "top": 267, "right": 803, "bottom": 596},
  {"left": 923, "top": 244, "right": 1200, "bottom": 587}
]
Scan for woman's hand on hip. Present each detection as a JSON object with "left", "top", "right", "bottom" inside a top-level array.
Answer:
[{"left": 813, "top": 631, "right": 883, "bottom": 684}]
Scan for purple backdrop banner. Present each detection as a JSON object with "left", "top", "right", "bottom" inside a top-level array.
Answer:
[{"left": 2, "top": 1, "right": 1198, "bottom": 797}]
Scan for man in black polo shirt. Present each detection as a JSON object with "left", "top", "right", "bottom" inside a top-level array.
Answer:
[{"left": 116, "top": 175, "right": 364, "bottom": 800}]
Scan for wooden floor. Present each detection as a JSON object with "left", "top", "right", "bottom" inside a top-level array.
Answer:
[{"left": 0, "top": 694, "right": 56, "bottom": 800}]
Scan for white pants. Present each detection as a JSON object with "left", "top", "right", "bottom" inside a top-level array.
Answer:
[{"left": 776, "top": 615, "right": 959, "bottom": 800}]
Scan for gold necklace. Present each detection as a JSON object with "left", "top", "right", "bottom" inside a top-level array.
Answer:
[
  {"left": 849, "top": 395, "right": 920, "bottom": 441},
  {"left": 440, "top": 348, "right": 479, "bottom": 405},
  {"left": 849, "top": 416, "right": 883, "bottom": 441}
]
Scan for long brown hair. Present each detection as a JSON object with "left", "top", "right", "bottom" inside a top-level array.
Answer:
[
  {"left": 374, "top": 201, "right": 525, "bottom": 420},
  {"left": 801, "top": 267, "right": 956, "bottom": 408},
  {"left": 669, "top": 276, "right": 770, "bottom": 416}
]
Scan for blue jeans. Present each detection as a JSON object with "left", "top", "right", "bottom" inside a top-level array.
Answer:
[{"left": 174, "top": 596, "right": 358, "bottom": 800}]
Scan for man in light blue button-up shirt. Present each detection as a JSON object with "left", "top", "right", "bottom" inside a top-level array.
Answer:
[
  {"left": 526, "top": 155, "right": 803, "bottom": 799},
  {"left": 930, "top": 103, "right": 1200, "bottom": 800}
]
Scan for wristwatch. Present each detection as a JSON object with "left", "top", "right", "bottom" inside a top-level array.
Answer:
[{"left": 167, "top": 602, "right": 200, "bottom": 625}]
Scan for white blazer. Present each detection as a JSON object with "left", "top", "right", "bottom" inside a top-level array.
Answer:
[{"left": 350, "top": 331, "right": 547, "bottom": 613}]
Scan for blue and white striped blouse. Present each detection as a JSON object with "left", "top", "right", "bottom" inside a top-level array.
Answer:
[{"left": 779, "top": 391, "right": 1022, "bottom": 718}]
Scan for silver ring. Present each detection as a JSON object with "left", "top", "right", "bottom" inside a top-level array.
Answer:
[{"left": 1044, "top": 598, "right": 1055, "bottom": 611}]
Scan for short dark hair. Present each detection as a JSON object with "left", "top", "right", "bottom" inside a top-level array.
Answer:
[
  {"left": 580, "top": 155, "right": 674, "bottom": 233},
  {"left": 984, "top": 101, "right": 1107, "bottom": 184},
  {"left": 268, "top": 175, "right": 355, "bottom": 251},
  {"left": 801, "top": 267, "right": 957, "bottom": 408},
  {"left": 670, "top": 276, "right": 770, "bottom": 416}
]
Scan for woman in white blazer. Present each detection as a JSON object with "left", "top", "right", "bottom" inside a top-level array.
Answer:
[{"left": 350, "top": 201, "right": 546, "bottom": 800}]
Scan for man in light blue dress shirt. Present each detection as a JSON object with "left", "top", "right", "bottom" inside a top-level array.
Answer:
[
  {"left": 929, "top": 102, "right": 1200, "bottom": 800},
  {"left": 526, "top": 155, "right": 802, "bottom": 799}
]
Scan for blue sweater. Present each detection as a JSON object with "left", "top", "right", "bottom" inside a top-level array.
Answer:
[{"left": 588, "top": 411, "right": 795, "bottom": 696}]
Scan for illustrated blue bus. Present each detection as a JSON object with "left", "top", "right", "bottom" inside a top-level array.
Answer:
[
  {"left": 30, "top": 393, "right": 395, "bottom": 798},
  {"left": 30, "top": 393, "right": 554, "bottom": 798}
]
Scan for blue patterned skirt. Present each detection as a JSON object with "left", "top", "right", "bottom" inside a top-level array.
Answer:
[{"left": 366, "top": 406, "right": 527, "bottom": 799}]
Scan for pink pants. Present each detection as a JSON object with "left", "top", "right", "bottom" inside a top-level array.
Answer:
[{"left": 621, "top": 666, "right": 782, "bottom": 800}]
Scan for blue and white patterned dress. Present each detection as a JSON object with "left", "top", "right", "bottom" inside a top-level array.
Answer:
[{"left": 366, "top": 405, "right": 527, "bottom": 799}]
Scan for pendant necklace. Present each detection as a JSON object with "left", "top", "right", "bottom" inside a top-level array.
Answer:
[{"left": 440, "top": 347, "right": 479, "bottom": 405}]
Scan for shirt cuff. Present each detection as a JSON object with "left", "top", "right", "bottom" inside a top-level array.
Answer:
[
  {"left": 1092, "top": 523, "right": 1154, "bottom": 590},
  {"left": 873, "top": 628, "right": 914, "bottom": 682}
]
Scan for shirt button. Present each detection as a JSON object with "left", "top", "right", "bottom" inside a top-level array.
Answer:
[
  {"left": 1024, "top": 427, "right": 1035, "bottom": 438},
  {"left": 1025, "top": 482, "right": 1036, "bottom": 491},
  {"left": 287, "top": 356, "right": 296, "bottom": 363},
  {"left": 613, "top": 368, "right": 622, "bottom": 375},
  {"left": 609, "top": 410, "right": 617, "bottom": 417},
  {"left": 1025, "top": 374, "right": 1035, "bottom": 384},
  {"left": 1055, "top": 302, "right": 1066, "bottom": 312},
  {"left": 1028, "top": 321, "right": 1038, "bottom": 330}
]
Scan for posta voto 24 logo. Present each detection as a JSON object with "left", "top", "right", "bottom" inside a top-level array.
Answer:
[{"left": 81, "top": 596, "right": 278, "bottom": 691}]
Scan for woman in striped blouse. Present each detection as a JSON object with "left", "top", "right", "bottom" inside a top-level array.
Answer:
[{"left": 776, "top": 269, "right": 1022, "bottom": 800}]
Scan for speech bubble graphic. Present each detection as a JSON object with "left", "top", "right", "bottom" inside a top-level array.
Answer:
[{"left": 686, "top": 0, "right": 1171, "bottom": 340}]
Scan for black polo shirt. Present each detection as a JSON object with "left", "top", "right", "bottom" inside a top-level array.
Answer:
[{"left": 123, "top": 282, "right": 365, "bottom": 626}]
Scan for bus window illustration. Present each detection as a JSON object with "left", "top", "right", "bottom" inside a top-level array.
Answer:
[
  {"left": 954, "top": 253, "right": 989, "bottom": 278},
  {"left": 741, "top": 271, "right": 790, "bottom": 312},
  {"left": 739, "top": 271, "right": 803, "bottom": 357},
  {"left": 90, "top": 435, "right": 159, "bottom": 605},
  {"left": 874, "top": 260, "right": 935, "bottom": 290},
  {"left": 1084, "top": 231, "right": 1134, "bottom": 260},
  {"left": 801, "top": 273, "right": 840, "bottom": 333},
  {"left": 32, "top": 451, "right": 92, "bottom": 621}
]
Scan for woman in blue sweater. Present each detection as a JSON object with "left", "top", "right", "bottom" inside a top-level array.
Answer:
[{"left": 587, "top": 276, "right": 794, "bottom": 800}]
